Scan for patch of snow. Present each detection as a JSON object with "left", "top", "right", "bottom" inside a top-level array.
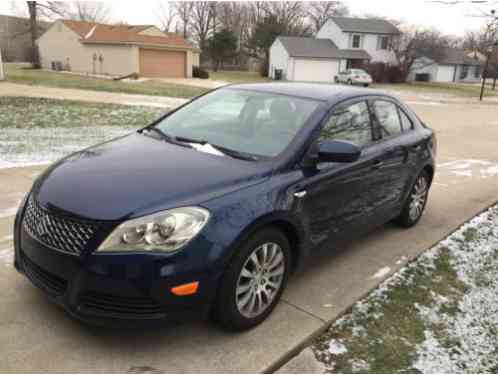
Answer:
[
  {"left": 396, "top": 256, "right": 408, "bottom": 265},
  {"left": 122, "top": 101, "right": 171, "bottom": 108},
  {"left": 0, "top": 248, "right": 13, "bottom": 267},
  {"left": 0, "top": 207, "right": 18, "bottom": 219},
  {"left": 84, "top": 25, "right": 97, "bottom": 39},
  {"left": 371, "top": 266, "right": 391, "bottom": 279},
  {"left": 323, "top": 303, "right": 333, "bottom": 308},
  {"left": 405, "top": 101, "right": 443, "bottom": 106},
  {"left": 328, "top": 339, "right": 348, "bottom": 355},
  {"left": 413, "top": 206, "right": 498, "bottom": 373},
  {"left": 437, "top": 159, "right": 498, "bottom": 179},
  {"left": 189, "top": 143, "right": 225, "bottom": 157},
  {"left": 1, "top": 235, "right": 13, "bottom": 242},
  {"left": 0, "top": 126, "right": 134, "bottom": 168},
  {"left": 350, "top": 359, "right": 370, "bottom": 372}
]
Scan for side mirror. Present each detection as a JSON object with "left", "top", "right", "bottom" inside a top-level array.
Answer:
[{"left": 318, "top": 140, "right": 361, "bottom": 163}]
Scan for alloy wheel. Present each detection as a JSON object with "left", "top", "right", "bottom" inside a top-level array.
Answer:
[
  {"left": 409, "top": 176, "right": 428, "bottom": 221},
  {"left": 235, "top": 242, "right": 285, "bottom": 318}
]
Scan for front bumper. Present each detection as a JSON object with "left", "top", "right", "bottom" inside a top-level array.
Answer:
[{"left": 14, "top": 223, "right": 220, "bottom": 326}]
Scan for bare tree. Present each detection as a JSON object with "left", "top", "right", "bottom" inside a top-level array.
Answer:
[
  {"left": 261, "top": 1, "right": 311, "bottom": 35},
  {"left": 156, "top": 1, "right": 176, "bottom": 33},
  {"left": 305, "top": 1, "right": 348, "bottom": 33},
  {"left": 25, "top": 1, "right": 69, "bottom": 68},
  {"left": 390, "top": 25, "right": 452, "bottom": 80},
  {"left": 68, "top": 1, "right": 110, "bottom": 23},
  {"left": 173, "top": 1, "right": 194, "bottom": 39},
  {"left": 190, "top": 2, "right": 215, "bottom": 53}
]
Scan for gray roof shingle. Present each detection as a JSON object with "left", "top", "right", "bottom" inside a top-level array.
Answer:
[
  {"left": 278, "top": 36, "right": 370, "bottom": 60},
  {"left": 331, "top": 17, "right": 400, "bottom": 35}
]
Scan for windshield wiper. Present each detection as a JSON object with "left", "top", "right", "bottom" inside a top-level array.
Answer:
[
  {"left": 141, "top": 128, "right": 193, "bottom": 149},
  {"left": 208, "top": 143, "right": 259, "bottom": 161},
  {"left": 174, "top": 136, "right": 207, "bottom": 145}
]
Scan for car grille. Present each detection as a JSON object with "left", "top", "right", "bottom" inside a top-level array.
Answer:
[
  {"left": 22, "top": 253, "right": 68, "bottom": 297},
  {"left": 23, "top": 196, "right": 98, "bottom": 255},
  {"left": 79, "top": 291, "right": 167, "bottom": 318}
]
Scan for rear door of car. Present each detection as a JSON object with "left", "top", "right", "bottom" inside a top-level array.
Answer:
[{"left": 367, "top": 97, "right": 422, "bottom": 219}]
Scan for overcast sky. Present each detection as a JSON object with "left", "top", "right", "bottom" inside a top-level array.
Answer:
[{"left": 2, "top": 0, "right": 495, "bottom": 37}]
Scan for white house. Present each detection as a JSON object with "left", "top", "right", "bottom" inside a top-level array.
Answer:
[
  {"left": 407, "top": 48, "right": 482, "bottom": 83},
  {"left": 269, "top": 16, "right": 400, "bottom": 82}
]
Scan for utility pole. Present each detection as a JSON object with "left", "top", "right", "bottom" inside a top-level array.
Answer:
[{"left": 0, "top": 48, "right": 4, "bottom": 81}]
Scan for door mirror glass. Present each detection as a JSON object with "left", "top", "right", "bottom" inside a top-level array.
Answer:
[{"left": 318, "top": 140, "right": 361, "bottom": 163}]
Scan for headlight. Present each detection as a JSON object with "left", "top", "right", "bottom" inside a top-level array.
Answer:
[{"left": 97, "top": 207, "right": 210, "bottom": 253}]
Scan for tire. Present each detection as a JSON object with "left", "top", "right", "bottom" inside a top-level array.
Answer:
[
  {"left": 396, "top": 170, "right": 430, "bottom": 228},
  {"left": 363, "top": 84, "right": 369, "bottom": 87},
  {"left": 347, "top": 79, "right": 353, "bottom": 85},
  {"left": 213, "top": 228, "right": 291, "bottom": 331},
  {"left": 334, "top": 76, "right": 339, "bottom": 83}
]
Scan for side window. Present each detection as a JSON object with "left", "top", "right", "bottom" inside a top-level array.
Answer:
[
  {"left": 319, "top": 101, "right": 372, "bottom": 148},
  {"left": 373, "top": 100, "right": 402, "bottom": 137},
  {"left": 398, "top": 108, "right": 413, "bottom": 131}
]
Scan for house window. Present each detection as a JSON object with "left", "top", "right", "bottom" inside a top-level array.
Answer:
[
  {"left": 352, "top": 34, "right": 361, "bottom": 49},
  {"left": 460, "top": 65, "right": 469, "bottom": 80},
  {"left": 474, "top": 66, "right": 481, "bottom": 79},
  {"left": 378, "top": 36, "right": 389, "bottom": 50}
]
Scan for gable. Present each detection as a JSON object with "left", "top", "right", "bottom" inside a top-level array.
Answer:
[
  {"left": 330, "top": 17, "right": 400, "bottom": 35},
  {"left": 139, "top": 26, "right": 166, "bottom": 37}
]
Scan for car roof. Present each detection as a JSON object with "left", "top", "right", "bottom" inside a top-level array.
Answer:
[{"left": 226, "top": 82, "right": 393, "bottom": 104}]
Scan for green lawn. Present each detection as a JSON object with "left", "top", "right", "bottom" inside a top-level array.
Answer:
[
  {"left": 208, "top": 70, "right": 270, "bottom": 84},
  {"left": 0, "top": 96, "right": 164, "bottom": 128},
  {"left": 4, "top": 64, "right": 208, "bottom": 99},
  {"left": 0, "top": 96, "right": 165, "bottom": 167},
  {"left": 374, "top": 81, "right": 498, "bottom": 98},
  {"left": 312, "top": 207, "right": 498, "bottom": 373}
]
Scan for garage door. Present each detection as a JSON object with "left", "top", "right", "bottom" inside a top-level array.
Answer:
[
  {"left": 436, "top": 65, "right": 455, "bottom": 82},
  {"left": 292, "top": 59, "right": 339, "bottom": 82},
  {"left": 139, "top": 49, "right": 186, "bottom": 78}
]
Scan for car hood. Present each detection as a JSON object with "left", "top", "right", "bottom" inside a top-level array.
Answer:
[{"left": 34, "top": 133, "right": 271, "bottom": 221}]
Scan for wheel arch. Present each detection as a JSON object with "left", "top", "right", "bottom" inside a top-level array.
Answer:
[
  {"left": 423, "top": 164, "right": 435, "bottom": 186},
  {"left": 223, "top": 212, "right": 306, "bottom": 273}
]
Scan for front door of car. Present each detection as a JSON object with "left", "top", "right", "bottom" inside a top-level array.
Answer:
[{"left": 296, "top": 99, "right": 384, "bottom": 248}]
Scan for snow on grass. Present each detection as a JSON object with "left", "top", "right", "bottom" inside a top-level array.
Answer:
[
  {"left": 371, "top": 266, "right": 391, "bottom": 279},
  {"left": 0, "top": 97, "right": 164, "bottom": 168},
  {"left": 313, "top": 205, "right": 498, "bottom": 373},
  {"left": 328, "top": 339, "right": 348, "bottom": 355}
]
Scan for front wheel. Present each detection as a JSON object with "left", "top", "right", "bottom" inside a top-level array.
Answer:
[
  {"left": 347, "top": 79, "right": 353, "bottom": 85},
  {"left": 213, "top": 228, "right": 291, "bottom": 331},
  {"left": 396, "top": 170, "right": 430, "bottom": 227}
]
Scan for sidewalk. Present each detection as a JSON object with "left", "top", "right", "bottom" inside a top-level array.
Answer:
[{"left": 0, "top": 82, "right": 188, "bottom": 109}]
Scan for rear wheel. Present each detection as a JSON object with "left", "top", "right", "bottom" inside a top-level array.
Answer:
[
  {"left": 396, "top": 170, "right": 430, "bottom": 227},
  {"left": 347, "top": 79, "right": 353, "bottom": 85},
  {"left": 213, "top": 228, "right": 291, "bottom": 331}
]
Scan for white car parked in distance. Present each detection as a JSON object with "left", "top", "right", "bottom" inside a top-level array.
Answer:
[{"left": 335, "top": 69, "right": 373, "bottom": 87}]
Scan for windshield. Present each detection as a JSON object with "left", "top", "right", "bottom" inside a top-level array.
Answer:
[{"left": 154, "top": 89, "right": 320, "bottom": 158}]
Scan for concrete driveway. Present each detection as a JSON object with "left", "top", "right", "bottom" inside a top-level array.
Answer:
[{"left": 1, "top": 100, "right": 498, "bottom": 372}]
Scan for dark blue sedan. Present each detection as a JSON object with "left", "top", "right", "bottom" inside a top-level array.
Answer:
[{"left": 14, "top": 83, "right": 436, "bottom": 331}]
